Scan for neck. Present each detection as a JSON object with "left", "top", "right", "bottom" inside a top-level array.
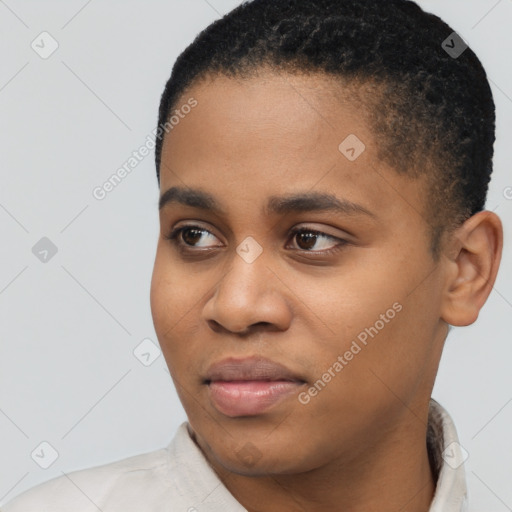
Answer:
[{"left": 205, "top": 412, "right": 436, "bottom": 512}]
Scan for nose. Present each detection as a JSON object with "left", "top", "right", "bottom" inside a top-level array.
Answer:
[{"left": 202, "top": 251, "right": 293, "bottom": 336}]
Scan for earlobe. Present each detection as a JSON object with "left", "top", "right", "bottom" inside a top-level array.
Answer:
[{"left": 440, "top": 211, "right": 503, "bottom": 327}]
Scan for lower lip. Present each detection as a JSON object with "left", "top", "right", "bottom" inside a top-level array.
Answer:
[{"left": 208, "top": 380, "right": 303, "bottom": 417}]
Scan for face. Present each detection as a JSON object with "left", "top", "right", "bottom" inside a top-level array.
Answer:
[{"left": 150, "top": 71, "right": 449, "bottom": 476}]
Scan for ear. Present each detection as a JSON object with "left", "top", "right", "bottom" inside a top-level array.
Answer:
[{"left": 440, "top": 211, "right": 503, "bottom": 326}]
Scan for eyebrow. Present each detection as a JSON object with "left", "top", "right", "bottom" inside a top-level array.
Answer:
[{"left": 158, "top": 186, "right": 375, "bottom": 218}]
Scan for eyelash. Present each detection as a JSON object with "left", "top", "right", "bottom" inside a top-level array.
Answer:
[{"left": 164, "top": 225, "right": 348, "bottom": 257}]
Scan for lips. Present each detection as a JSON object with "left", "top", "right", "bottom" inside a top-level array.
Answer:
[
  {"left": 204, "top": 356, "right": 306, "bottom": 417},
  {"left": 205, "top": 356, "right": 305, "bottom": 383}
]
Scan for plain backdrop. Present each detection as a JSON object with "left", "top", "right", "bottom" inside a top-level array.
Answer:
[{"left": 0, "top": 1, "right": 511, "bottom": 510}]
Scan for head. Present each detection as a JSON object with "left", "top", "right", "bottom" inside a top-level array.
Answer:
[{"left": 150, "top": 0, "right": 502, "bottom": 478}]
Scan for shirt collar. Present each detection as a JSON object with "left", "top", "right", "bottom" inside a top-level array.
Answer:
[
  {"left": 169, "top": 399, "right": 468, "bottom": 511},
  {"left": 428, "top": 398, "right": 469, "bottom": 511}
]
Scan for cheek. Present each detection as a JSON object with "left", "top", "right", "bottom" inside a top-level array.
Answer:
[
  {"left": 300, "top": 263, "right": 429, "bottom": 395},
  {"left": 306, "top": 272, "right": 400, "bottom": 344},
  {"left": 150, "top": 252, "right": 199, "bottom": 334},
  {"left": 150, "top": 260, "right": 174, "bottom": 335},
  {"left": 150, "top": 252, "right": 214, "bottom": 377}
]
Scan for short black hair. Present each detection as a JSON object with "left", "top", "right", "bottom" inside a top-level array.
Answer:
[{"left": 155, "top": 0, "right": 495, "bottom": 258}]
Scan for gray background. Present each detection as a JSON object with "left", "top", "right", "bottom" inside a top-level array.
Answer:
[{"left": 0, "top": 1, "right": 511, "bottom": 510}]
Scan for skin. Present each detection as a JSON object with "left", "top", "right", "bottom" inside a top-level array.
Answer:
[{"left": 150, "top": 70, "right": 503, "bottom": 512}]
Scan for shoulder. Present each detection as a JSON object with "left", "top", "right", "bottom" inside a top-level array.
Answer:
[
  {"left": 2, "top": 422, "right": 245, "bottom": 512},
  {"left": 1, "top": 443, "right": 171, "bottom": 512}
]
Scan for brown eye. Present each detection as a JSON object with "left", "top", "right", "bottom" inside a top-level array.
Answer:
[
  {"left": 165, "top": 225, "right": 220, "bottom": 249},
  {"left": 181, "top": 227, "right": 206, "bottom": 246},
  {"left": 294, "top": 231, "right": 319, "bottom": 250},
  {"left": 165, "top": 224, "right": 348, "bottom": 257},
  {"left": 288, "top": 227, "right": 348, "bottom": 255}
]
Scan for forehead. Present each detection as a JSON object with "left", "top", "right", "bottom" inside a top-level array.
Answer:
[
  {"left": 170, "top": 70, "right": 363, "bottom": 143},
  {"left": 161, "top": 71, "right": 367, "bottom": 178},
  {"left": 159, "top": 71, "right": 427, "bottom": 226}
]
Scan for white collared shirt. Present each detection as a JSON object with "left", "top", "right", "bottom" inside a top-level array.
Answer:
[{"left": 2, "top": 399, "right": 468, "bottom": 511}]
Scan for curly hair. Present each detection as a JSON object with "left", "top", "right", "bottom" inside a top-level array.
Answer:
[{"left": 154, "top": 0, "right": 495, "bottom": 258}]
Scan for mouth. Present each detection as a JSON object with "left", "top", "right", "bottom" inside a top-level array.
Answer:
[{"left": 204, "top": 356, "right": 307, "bottom": 417}]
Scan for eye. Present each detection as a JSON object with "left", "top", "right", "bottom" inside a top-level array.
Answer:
[
  {"left": 165, "top": 224, "right": 348, "bottom": 256},
  {"left": 287, "top": 227, "right": 347, "bottom": 255},
  {"left": 165, "top": 225, "right": 220, "bottom": 249}
]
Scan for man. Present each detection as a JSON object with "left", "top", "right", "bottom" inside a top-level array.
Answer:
[{"left": 3, "top": 0, "right": 503, "bottom": 510}]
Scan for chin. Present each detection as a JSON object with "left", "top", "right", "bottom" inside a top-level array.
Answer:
[
  {"left": 216, "top": 450, "right": 310, "bottom": 477},
  {"left": 205, "top": 433, "right": 322, "bottom": 477}
]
